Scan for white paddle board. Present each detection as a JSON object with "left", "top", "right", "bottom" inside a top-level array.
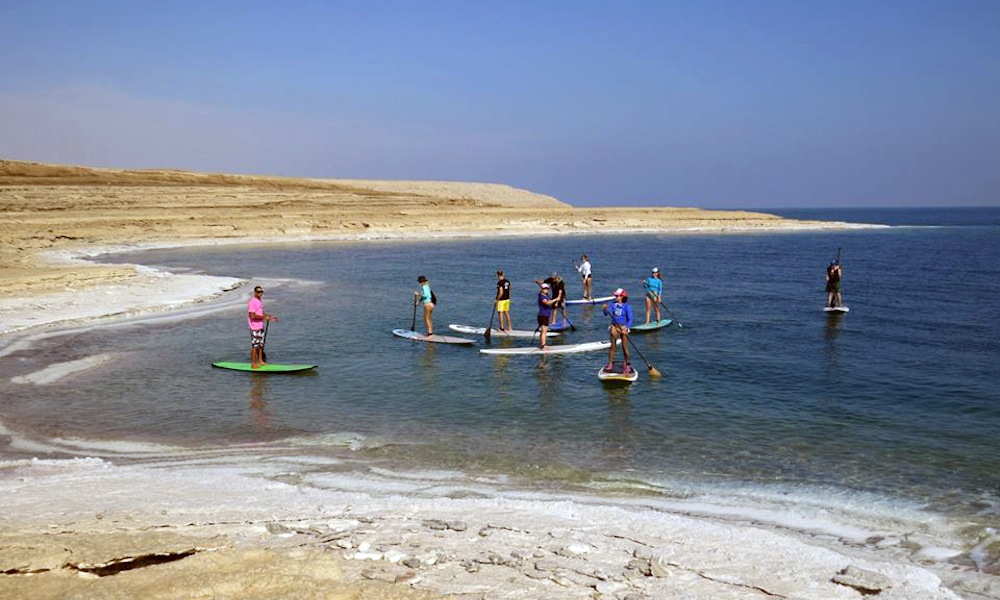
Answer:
[
  {"left": 392, "top": 329, "right": 476, "bottom": 345},
  {"left": 565, "top": 296, "right": 616, "bottom": 306},
  {"left": 479, "top": 340, "right": 617, "bottom": 355},
  {"left": 631, "top": 318, "right": 673, "bottom": 332},
  {"left": 598, "top": 364, "right": 638, "bottom": 383},
  {"left": 448, "top": 324, "right": 558, "bottom": 338},
  {"left": 823, "top": 306, "right": 850, "bottom": 313}
]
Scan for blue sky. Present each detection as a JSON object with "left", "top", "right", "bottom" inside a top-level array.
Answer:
[{"left": 2, "top": 1, "right": 998, "bottom": 208}]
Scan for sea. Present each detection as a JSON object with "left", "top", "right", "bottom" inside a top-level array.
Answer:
[{"left": 1, "top": 206, "right": 998, "bottom": 579}]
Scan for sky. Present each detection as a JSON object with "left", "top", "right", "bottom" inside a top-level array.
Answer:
[{"left": 1, "top": 1, "right": 998, "bottom": 208}]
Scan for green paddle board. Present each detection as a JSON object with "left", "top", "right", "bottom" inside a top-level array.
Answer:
[
  {"left": 631, "top": 318, "right": 673, "bottom": 332},
  {"left": 212, "top": 362, "right": 317, "bottom": 373}
]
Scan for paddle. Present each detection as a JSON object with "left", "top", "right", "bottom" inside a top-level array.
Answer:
[
  {"left": 411, "top": 296, "right": 419, "bottom": 332},
  {"left": 658, "top": 301, "right": 683, "bottom": 328},
  {"left": 484, "top": 301, "right": 497, "bottom": 342},
  {"left": 261, "top": 320, "right": 269, "bottom": 363},
  {"left": 625, "top": 333, "right": 662, "bottom": 378}
]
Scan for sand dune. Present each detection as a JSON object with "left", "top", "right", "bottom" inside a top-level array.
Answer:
[{"left": 0, "top": 160, "right": 831, "bottom": 299}]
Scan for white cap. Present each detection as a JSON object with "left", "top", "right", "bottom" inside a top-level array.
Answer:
[
  {"left": 652, "top": 267, "right": 659, "bottom": 273},
  {"left": 613, "top": 287, "right": 626, "bottom": 296},
  {"left": 541, "top": 283, "right": 550, "bottom": 288}
]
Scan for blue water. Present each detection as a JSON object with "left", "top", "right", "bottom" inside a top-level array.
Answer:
[{"left": 2, "top": 207, "right": 999, "bottom": 573}]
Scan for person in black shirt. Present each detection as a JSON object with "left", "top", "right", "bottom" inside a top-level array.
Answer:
[{"left": 495, "top": 270, "right": 513, "bottom": 332}]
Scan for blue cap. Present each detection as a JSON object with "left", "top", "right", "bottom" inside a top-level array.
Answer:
[{"left": 830, "top": 259, "right": 838, "bottom": 265}]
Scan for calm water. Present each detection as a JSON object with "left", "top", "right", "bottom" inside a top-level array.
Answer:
[{"left": 2, "top": 207, "right": 999, "bottom": 571}]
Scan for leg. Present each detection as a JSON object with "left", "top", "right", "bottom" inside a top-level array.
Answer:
[
  {"left": 621, "top": 333, "right": 631, "bottom": 367},
  {"left": 424, "top": 303, "right": 434, "bottom": 336},
  {"left": 645, "top": 296, "right": 652, "bottom": 325},
  {"left": 540, "top": 324, "right": 548, "bottom": 349}
]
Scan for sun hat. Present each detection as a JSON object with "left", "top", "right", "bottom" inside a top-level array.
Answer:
[{"left": 418, "top": 275, "right": 428, "bottom": 282}]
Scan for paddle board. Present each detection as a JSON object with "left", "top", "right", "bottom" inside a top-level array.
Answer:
[
  {"left": 823, "top": 306, "right": 850, "bottom": 313},
  {"left": 392, "top": 329, "right": 476, "bottom": 345},
  {"left": 598, "top": 364, "right": 638, "bottom": 383},
  {"left": 565, "top": 296, "right": 616, "bottom": 306},
  {"left": 547, "top": 318, "right": 574, "bottom": 332},
  {"left": 479, "top": 340, "right": 617, "bottom": 355},
  {"left": 631, "top": 318, "right": 673, "bottom": 332},
  {"left": 448, "top": 324, "right": 558, "bottom": 338},
  {"left": 212, "top": 362, "right": 317, "bottom": 373}
]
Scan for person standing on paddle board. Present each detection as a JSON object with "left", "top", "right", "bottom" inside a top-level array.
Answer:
[
  {"left": 826, "top": 259, "right": 843, "bottom": 308},
  {"left": 414, "top": 275, "right": 435, "bottom": 337},
  {"left": 602, "top": 288, "right": 633, "bottom": 373},
  {"left": 247, "top": 286, "right": 277, "bottom": 369},
  {"left": 535, "top": 272, "right": 567, "bottom": 326},
  {"left": 536, "top": 282, "right": 557, "bottom": 350},
  {"left": 642, "top": 267, "right": 663, "bottom": 325},
  {"left": 495, "top": 270, "right": 513, "bottom": 332},
  {"left": 575, "top": 254, "right": 593, "bottom": 300}
]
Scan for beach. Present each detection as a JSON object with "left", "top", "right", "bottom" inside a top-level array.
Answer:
[{"left": 1, "top": 161, "right": 984, "bottom": 599}]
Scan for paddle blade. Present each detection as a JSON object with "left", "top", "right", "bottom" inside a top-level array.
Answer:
[
  {"left": 647, "top": 365, "right": 662, "bottom": 378},
  {"left": 484, "top": 328, "right": 492, "bottom": 342}
]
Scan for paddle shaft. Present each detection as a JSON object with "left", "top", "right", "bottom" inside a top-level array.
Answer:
[
  {"left": 261, "top": 320, "right": 269, "bottom": 362},
  {"left": 484, "top": 301, "right": 496, "bottom": 342},
  {"left": 658, "top": 301, "right": 683, "bottom": 328},
  {"left": 411, "top": 297, "right": 418, "bottom": 332}
]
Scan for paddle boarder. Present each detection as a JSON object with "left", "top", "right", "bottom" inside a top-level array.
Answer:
[
  {"left": 535, "top": 272, "right": 567, "bottom": 326},
  {"left": 495, "top": 270, "right": 513, "bottom": 332},
  {"left": 825, "top": 259, "right": 843, "bottom": 308},
  {"left": 414, "top": 275, "right": 435, "bottom": 337},
  {"left": 247, "top": 286, "right": 277, "bottom": 369},
  {"left": 575, "top": 254, "right": 593, "bottom": 300},
  {"left": 602, "top": 288, "right": 633, "bottom": 373},
  {"left": 536, "top": 281, "right": 558, "bottom": 350},
  {"left": 642, "top": 267, "right": 663, "bottom": 325}
]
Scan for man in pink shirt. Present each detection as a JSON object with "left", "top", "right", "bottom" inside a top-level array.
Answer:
[{"left": 247, "top": 286, "right": 277, "bottom": 368}]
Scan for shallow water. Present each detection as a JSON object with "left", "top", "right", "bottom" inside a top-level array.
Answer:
[{"left": 2, "top": 207, "right": 999, "bottom": 573}]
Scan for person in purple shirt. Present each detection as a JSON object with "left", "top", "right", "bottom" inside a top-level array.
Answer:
[
  {"left": 602, "top": 287, "right": 633, "bottom": 373},
  {"left": 536, "top": 281, "right": 557, "bottom": 350}
]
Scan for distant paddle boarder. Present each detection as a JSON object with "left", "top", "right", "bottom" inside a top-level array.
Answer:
[
  {"left": 641, "top": 267, "right": 663, "bottom": 325},
  {"left": 575, "top": 254, "right": 593, "bottom": 300},
  {"left": 247, "top": 285, "right": 277, "bottom": 369},
  {"left": 826, "top": 258, "right": 843, "bottom": 308},
  {"left": 536, "top": 281, "right": 558, "bottom": 350},
  {"left": 495, "top": 270, "right": 513, "bottom": 332},
  {"left": 535, "top": 272, "right": 567, "bottom": 326},
  {"left": 602, "top": 288, "right": 633, "bottom": 373},
  {"left": 414, "top": 275, "right": 435, "bottom": 337}
]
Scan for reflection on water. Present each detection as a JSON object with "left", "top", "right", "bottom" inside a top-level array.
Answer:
[
  {"left": 249, "top": 375, "right": 271, "bottom": 429},
  {"left": 823, "top": 313, "right": 844, "bottom": 376},
  {"left": 602, "top": 392, "right": 633, "bottom": 465}
]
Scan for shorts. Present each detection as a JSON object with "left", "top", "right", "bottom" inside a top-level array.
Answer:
[
  {"left": 826, "top": 282, "right": 840, "bottom": 293},
  {"left": 250, "top": 328, "right": 265, "bottom": 348},
  {"left": 497, "top": 299, "right": 510, "bottom": 312},
  {"left": 537, "top": 315, "right": 550, "bottom": 327}
]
